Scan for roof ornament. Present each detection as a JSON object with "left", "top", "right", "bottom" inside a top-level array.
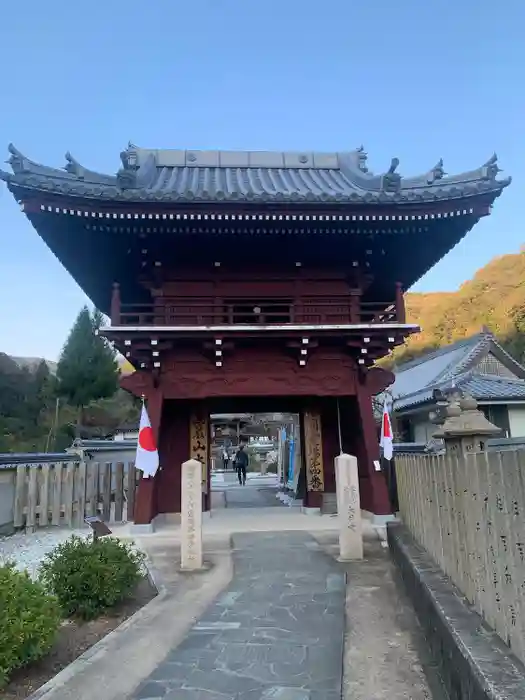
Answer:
[
  {"left": 64, "top": 152, "right": 86, "bottom": 180},
  {"left": 482, "top": 153, "right": 502, "bottom": 180},
  {"left": 426, "top": 158, "right": 446, "bottom": 184},
  {"left": 381, "top": 157, "right": 402, "bottom": 193},
  {"left": 356, "top": 145, "right": 369, "bottom": 173},
  {"left": 117, "top": 145, "right": 139, "bottom": 190},
  {"left": 6, "top": 143, "right": 30, "bottom": 174}
]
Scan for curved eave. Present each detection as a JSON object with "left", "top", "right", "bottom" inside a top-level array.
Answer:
[
  {"left": 0, "top": 142, "right": 511, "bottom": 207},
  {"left": 1, "top": 174, "right": 510, "bottom": 211}
]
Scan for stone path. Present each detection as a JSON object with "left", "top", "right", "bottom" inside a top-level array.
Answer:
[
  {"left": 132, "top": 532, "right": 345, "bottom": 700},
  {"left": 223, "top": 485, "right": 284, "bottom": 509}
]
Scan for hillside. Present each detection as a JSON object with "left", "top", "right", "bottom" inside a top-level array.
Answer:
[
  {"left": 12, "top": 356, "right": 58, "bottom": 373},
  {"left": 393, "top": 249, "right": 525, "bottom": 366}
]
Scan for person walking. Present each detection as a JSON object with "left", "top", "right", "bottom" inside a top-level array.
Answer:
[
  {"left": 223, "top": 449, "right": 230, "bottom": 471},
  {"left": 235, "top": 444, "right": 248, "bottom": 485}
]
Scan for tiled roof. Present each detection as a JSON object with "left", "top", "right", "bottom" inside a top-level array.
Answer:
[
  {"left": 391, "top": 332, "right": 489, "bottom": 399},
  {"left": 395, "top": 372, "right": 525, "bottom": 410},
  {"left": 0, "top": 143, "right": 511, "bottom": 205},
  {"left": 460, "top": 373, "right": 525, "bottom": 400},
  {"left": 392, "top": 331, "right": 525, "bottom": 410},
  {"left": 0, "top": 453, "right": 74, "bottom": 467}
]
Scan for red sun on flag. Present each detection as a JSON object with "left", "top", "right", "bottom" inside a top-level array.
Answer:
[
  {"left": 139, "top": 426, "right": 156, "bottom": 452},
  {"left": 382, "top": 411, "right": 392, "bottom": 439}
]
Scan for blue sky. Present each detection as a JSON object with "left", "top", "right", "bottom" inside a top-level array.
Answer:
[{"left": 0, "top": 0, "right": 523, "bottom": 360}]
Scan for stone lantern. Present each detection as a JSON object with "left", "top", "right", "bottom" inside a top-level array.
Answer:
[{"left": 430, "top": 389, "right": 500, "bottom": 455}]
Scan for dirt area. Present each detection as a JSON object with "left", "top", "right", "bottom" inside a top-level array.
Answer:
[
  {"left": 1, "top": 577, "right": 157, "bottom": 700},
  {"left": 313, "top": 533, "right": 447, "bottom": 700}
]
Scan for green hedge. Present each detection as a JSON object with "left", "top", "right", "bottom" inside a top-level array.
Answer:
[
  {"left": 0, "top": 563, "right": 61, "bottom": 688},
  {"left": 40, "top": 536, "right": 146, "bottom": 621}
]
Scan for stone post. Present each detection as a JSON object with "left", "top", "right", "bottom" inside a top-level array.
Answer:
[
  {"left": 335, "top": 454, "right": 363, "bottom": 560},
  {"left": 181, "top": 459, "right": 203, "bottom": 570},
  {"left": 431, "top": 390, "right": 500, "bottom": 454}
]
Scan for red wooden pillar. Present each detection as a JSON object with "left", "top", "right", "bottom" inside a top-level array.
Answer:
[
  {"left": 395, "top": 282, "right": 406, "bottom": 324},
  {"left": 134, "top": 388, "right": 163, "bottom": 525},
  {"left": 355, "top": 379, "right": 392, "bottom": 516}
]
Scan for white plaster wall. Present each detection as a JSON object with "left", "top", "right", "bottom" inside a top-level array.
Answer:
[
  {"left": 508, "top": 406, "right": 525, "bottom": 437},
  {"left": 113, "top": 430, "right": 139, "bottom": 442},
  {"left": 413, "top": 419, "right": 435, "bottom": 444}
]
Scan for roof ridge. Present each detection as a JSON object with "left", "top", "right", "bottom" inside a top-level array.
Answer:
[
  {"left": 1, "top": 143, "right": 512, "bottom": 205},
  {"left": 394, "top": 331, "right": 488, "bottom": 376},
  {"left": 437, "top": 331, "right": 493, "bottom": 380},
  {"left": 487, "top": 336, "right": 525, "bottom": 375}
]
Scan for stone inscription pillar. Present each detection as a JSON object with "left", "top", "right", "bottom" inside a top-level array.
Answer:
[
  {"left": 181, "top": 459, "right": 203, "bottom": 570},
  {"left": 335, "top": 454, "right": 363, "bottom": 560}
]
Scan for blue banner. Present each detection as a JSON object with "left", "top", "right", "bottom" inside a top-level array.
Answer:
[{"left": 288, "top": 437, "right": 295, "bottom": 483}]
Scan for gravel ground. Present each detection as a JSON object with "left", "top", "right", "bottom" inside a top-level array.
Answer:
[
  {"left": 0, "top": 528, "right": 147, "bottom": 580},
  {"left": 0, "top": 529, "right": 91, "bottom": 579}
]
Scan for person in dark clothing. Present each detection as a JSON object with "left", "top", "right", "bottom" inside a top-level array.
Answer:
[{"left": 235, "top": 444, "right": 248, "bottom": 485}]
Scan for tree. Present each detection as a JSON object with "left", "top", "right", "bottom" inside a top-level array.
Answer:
[
  {"left": 24, "top": 360, "right": 52, "bottom": 426},
  {"left": 55, "top": 307, "right": 118, "bottom": 432}
]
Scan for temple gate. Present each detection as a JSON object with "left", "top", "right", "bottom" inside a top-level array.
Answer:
[{"left": 0, "top": 142, "right": 509, "bottom": 525}]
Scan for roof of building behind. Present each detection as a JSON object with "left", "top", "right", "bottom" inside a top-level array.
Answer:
[
  {"left": 392, "top": 330, "right": 525, "bottom": 409},
  {"left": 0, "top": 143, "right": 511, "bottom": 205}
]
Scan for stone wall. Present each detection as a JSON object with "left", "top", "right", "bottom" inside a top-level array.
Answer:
[{"left": 396, "top": 447, "right": 525, "bottom": 664}]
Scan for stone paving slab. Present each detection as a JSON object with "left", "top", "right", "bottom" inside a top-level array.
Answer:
[{"left": 131, "top": 532, "right": 345, "bottom": 700}]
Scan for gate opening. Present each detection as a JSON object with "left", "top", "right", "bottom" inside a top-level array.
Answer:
[{"left": 210, "top": 411, "right": 301, "bottom": 510}]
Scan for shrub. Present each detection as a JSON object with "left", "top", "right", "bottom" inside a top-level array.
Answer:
[
  {"left": 39, "top": 536, "right": 146, "bottom": 621},
  {"left": 0, "top": 563, "right": 61, "bottom": 687}
]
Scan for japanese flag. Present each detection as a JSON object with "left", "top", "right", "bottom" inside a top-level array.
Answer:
[
  {"left": 380, "top": 397, "right": 394, "bottom": 462},
  {"left": 136, "top": 404, "right": 159, "bottom": 478}
]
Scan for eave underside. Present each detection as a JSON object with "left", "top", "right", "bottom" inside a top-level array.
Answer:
[{"left": 21, "top": 199, "right": 483, "bottom": 314}]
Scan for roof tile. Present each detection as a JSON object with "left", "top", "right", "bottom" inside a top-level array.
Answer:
[
  {"left": 0, "top": 144, "right": 511, "bottom": 205},
  {"left": 393, "top": 332, "right": 525, "bottom": 409}
]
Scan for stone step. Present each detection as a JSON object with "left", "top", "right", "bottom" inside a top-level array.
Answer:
[{"left": 322, "top": 492, "right": 338, "bottom": 515}]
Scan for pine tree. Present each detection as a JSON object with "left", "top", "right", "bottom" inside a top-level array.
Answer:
[{"left": 56, "top": 307, "right": 118, "bottom": 432}]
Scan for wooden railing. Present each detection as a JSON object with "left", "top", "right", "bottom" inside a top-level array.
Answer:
[
  {"left": 113, "top": 297, "right": 401, "bottom": 327},
  {"left": 9, "top": 460, "right": 138, "bottom": 530}
]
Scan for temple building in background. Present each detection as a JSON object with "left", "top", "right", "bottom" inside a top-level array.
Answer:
[{"left": 1, "top": 142, "right": 510, "bottom": 525}]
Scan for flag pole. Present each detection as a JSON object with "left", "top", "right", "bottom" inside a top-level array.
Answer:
[
  {"left": 139, "top": 394, "right": 149, "bottom": 479},
  {"left": 336, "top": 398, "right": 343, "bottom": 455},
  {"left": 385, "top": 389, "right": 397, "bottom": 441}
]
